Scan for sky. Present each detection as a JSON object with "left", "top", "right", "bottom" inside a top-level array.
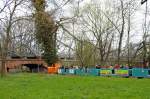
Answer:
[
  {"left": 61, "top": 0, "right": 150, "bottom": 39},
  {"left": 131, "top": 1, "right": 150, "bottom": 42},
  {"left": 0, "top": 0, "right": 150, "bottom": 51}
]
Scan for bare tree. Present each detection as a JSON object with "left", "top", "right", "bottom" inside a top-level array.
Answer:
[{"left": 0, "top": 0, "right": 25, "bottom": 77}]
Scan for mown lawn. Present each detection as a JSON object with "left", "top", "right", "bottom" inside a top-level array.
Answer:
[{"left": 0, "top": 73, "right": 150, "bottom": 99}]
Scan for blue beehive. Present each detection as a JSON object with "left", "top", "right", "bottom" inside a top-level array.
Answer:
[
  {"left": 132, "top": 68, "right": 149, "bottom": 77},
  {"left": 64, "top": 69, "right": 70, "bottom": 75},
  {"left": 69, "top": 69, "right": 75, "bottom": 74},
  {"left": 58, "top": 68, "right": 62, "bottom": 74},
  {"left": 89, "top": 69, "right": 100, "bottom": 76},
  {"left": 75, "top": 69, "right": 86, "bottom": 75},
  {"left": 59, "top": 69, "right": 66, "bottom": 75}
]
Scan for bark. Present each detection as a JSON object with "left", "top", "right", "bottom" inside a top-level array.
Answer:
[
  {"left": 127, "top": 3, "right": 131, "bottom": 65},
  {"left": 118, "top": 0, "right": 125, "bottom": 64},
  {"left": 0, "top": 0, "right": 23, "bottom": 77}
]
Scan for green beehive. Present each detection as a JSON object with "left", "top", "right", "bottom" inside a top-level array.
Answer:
[
  {"left": 115, "top": 69, "right": 129, "bottom": 77},
  {"left": 100, "top": 69, "right": 112, "bottom": 76}
]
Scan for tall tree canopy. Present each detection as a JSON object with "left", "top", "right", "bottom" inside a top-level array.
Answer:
[{"left": 32, "top": 0, "right": 58, "bottom": 66}]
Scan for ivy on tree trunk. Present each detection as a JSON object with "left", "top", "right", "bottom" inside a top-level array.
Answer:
[{"left": 32, "top": 0, "right": 58, "bottom": 66}]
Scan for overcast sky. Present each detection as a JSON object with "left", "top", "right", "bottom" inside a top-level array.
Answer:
[{"left": 0, "top": 0, "right": 150, "bottom": 45}]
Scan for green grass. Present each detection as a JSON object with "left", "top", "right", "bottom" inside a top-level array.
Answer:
[{"left": 0, "top": 73, "right": 150, "bottom": 99}]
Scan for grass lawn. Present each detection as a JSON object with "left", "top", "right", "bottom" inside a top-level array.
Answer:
[{"left": 0, "top": 73, "right": 150, "bottom": 99}]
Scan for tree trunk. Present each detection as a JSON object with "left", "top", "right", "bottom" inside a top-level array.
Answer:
[
  {"left": 127, "top": 3, "right": 131, "bottom": 65},
  {"left": 118, "top": 1, "right": 125, "bottom": 64},
  {"left": 1, "top": 58, "right": 6, "bottom": 77}
]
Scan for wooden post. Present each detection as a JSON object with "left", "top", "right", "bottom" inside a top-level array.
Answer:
[{"left": 38, "top": 64, "right": 39, "bottom": 73}]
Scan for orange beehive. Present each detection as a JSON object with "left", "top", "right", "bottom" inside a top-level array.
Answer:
[{"left": 47, "top": 63, "right": 61, "bottom": 74}]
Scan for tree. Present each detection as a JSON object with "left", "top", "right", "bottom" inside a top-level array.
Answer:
[
  {"left": 75, "top": 39, "right": 96, "bottom": 67},
  {"left": 32, "top": 0, "right": 58, "bottom": 66},
  {"left": 117, "top": 0, "right": 125, "bottom": 64},
  {"left": 75, "top": 1, "right": 115, "bottom": 65},
  {"left": 0, "top": 0, "right": 25, "bottom": 77}
]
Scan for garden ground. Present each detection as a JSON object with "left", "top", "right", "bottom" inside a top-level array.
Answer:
[{"left": 0, "top": 73, "right": 150, "bottom": 99}]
